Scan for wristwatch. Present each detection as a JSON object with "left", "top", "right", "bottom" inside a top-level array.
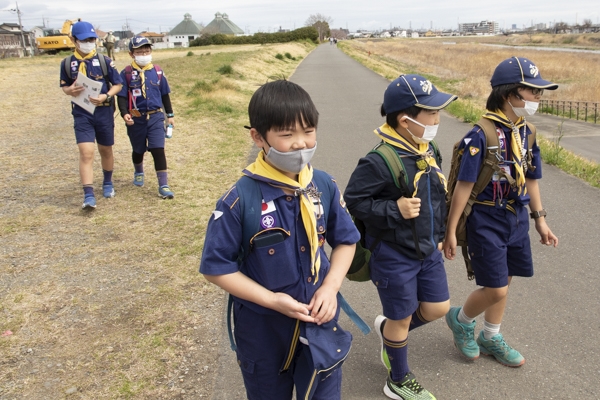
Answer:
[
  {"left": 105, "top": 93, "right": 112, "bottom": 102},
  {"left": 530, "top": 209, "right": 547, "bottom": 219}
]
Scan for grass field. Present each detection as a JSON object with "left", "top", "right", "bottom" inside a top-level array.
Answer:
[{"left": 0, "top": 41, "right": 314, "bottom": 399}]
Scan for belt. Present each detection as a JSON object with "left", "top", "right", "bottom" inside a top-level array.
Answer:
[
  {"left": 133, "top": 108, "right": 162, "bottom": 116},
  {"left": 474, "top": 199, "right": 516, "bottom": 214}
]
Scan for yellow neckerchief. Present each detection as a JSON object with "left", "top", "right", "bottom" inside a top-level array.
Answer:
[
  {"left": 73, "top": 48, "right": 97, "bottom": 76},
  {"left": 131, "top": 61, "right": 155, "bottom": 98},
  {"left": 482, "top": 110, "right": 527, "bottom": 195},
  {"left": 374, "top": 123, "right": 447, "bottom": 196},
  {"left": 242, "top": 151, "right": 321, "bottom": 283}
]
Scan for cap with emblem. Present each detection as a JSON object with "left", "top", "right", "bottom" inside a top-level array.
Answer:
[
  {"left": 490, "top": 56, "right": 558, "bottom": 90},
  {"left": 128, "top": 36, "right": 152, "bottom": 52},
  {"left": 382, "top": 74, "right": 458, "bottom": 115},
  {"left": 71, "top": 21, "right": 98, "bottom": 40}
]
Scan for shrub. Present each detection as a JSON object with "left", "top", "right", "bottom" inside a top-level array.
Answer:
[
  {"left": 217, "top": 64, "right": 233, "bottom": 75},
  {"left": 284, "top": 52, "right": 293, "bottom": 59},
  {"left": 187, "top": 51, "right": 194, "bottom": 56},
  {"left": 275, "top": 53, "right": 284, "bottom": 60}
]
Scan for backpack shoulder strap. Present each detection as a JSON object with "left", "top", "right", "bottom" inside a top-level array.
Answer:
[
  {"left": 235, "top": 176, "right": 263, "bottom": 262},
  {"left": 153, "top": 64, "right": 163, "bottom": 84},
  {"left": 430, "top": 139, "right": 442, "bottom": 165},
  {"left": 370, "top": 142, "right": 407, "bottom": 193},
  {"left": 311, "top": 169, "right": 333, "bottom": 223},
  {"left": 62, "top": 56, "right": 72, "bottom": 80},
  {"left": 525, "top": 121, "right": 536, "bottom": 150}
]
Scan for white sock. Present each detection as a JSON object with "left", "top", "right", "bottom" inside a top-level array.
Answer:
[
  {"left": 483, "top": 320, "right": 501, "bottom": 340},
  {"left": 457, "top": 307, "right": 475, "bottom": 324}
]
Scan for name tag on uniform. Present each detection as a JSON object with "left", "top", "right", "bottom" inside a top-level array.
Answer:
[
  {"left": 71, "top": 61, "right": 78, "bottom": 68},
  {"left": 499, "top": 165, "right": 511, "bottom": 181},
  {"left": 92, "top": 59, "right": 100, "bottom": 66},
  {"left": 132, "top": 88, "right": 142, "bottom": 97}
]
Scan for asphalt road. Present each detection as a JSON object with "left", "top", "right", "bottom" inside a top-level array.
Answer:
[{"left": 211, "top": 44, "right": 600, "bottom": 400}]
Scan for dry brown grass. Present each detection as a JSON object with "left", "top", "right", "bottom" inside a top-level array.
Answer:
[
  {"left": 340, "top": 36, "right": 600, "bottom": 104},
  {"left": 0, "top": 41, "right": 313, "bottom": 399}
]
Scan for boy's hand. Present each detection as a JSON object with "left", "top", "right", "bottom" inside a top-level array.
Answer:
[
  {"left": 397, "top": 196, "right": 421, "bottom": 219},
  {"left": 535, "top": 218, "right": 559, "bottom": 247},
  {"left": 123, "top": 114, "right": 135, "bottom": 126},
  {"left": 65, "top": 83, "right": 85, "bottom": 97},
  {"left": 443, "top": 234, "right": 457, "bottom": 260},
  {"left": 271, "top": 292, "right": 316, "bottom": 323},
  {"left": 307, "top": 285, "right": 338, "bottom": 325}
]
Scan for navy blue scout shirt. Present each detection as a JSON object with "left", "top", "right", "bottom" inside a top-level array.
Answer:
[
  {"left": 117, "top": 67, "right": 170, "bottom": 112},
  {"left": 344, "top": 144, "right": 447, "bottom": 260},
  {"left": 456, "top": 121, "right": 542, "bottom": 205},
  {"left": 59, "top": 55, "right": 122, "bottom": 113},
  {"left": 200, "top": 173, "right": 360, "bottom": 316}
]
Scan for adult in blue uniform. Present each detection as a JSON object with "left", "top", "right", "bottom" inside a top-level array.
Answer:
[
  {"left": 60, "top": 21, "right": 123, "bottom": 209},
  {"left": 344, "top": 75, "right": 457, "bottom": 400},
  {"left": 444, "top": 57, "right": 559, "bottom": 367},
  {"left": 200, "top": 80, "right": 359, "bottom": 400},
  {"left": 117, "top": 36, "right": 175, "bottom": 199}
]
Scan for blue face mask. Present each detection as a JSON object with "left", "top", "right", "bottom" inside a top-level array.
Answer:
[{"left": 265, "top": 143, "right": 318, "bottom": 174}]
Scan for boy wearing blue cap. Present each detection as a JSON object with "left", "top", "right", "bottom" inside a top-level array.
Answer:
[
  {"left": 200, "top": 80, "right": 360, "bottom": 399},
  {"left": 344, "top": 74, "right": 458, "bottom": 400},
  {"left": 444, "top": 57, "right": 559, "bottom": 367},
  {"left": 60, "top": 21, "right": 123, "bottom": 209},
  {"left": 117, "top": 36, "right": 175, "bottom": 199}
]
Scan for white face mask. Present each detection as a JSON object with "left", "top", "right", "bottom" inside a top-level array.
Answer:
[
  {"left": 135, "top": 55, "right": 152, "bottom": 67},
  {"left": 403, "top": 117, "right": 439, "bottom": 144},
  {"left": 265, "top": 143, "right": 317, "bottom": 174},
  {"left": 510, "top": 100, "right": 539, "bottom": 117},
  {"left": 78, "top": 41, "right": 96, "bottom": 54}
]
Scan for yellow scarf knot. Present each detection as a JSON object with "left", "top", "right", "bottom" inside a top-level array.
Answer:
[
  {"left": 73, "top": 49, "right": 97, "bottom": 76},
  {"left": 374, "top": 123, "right": 447, "bottom": 196},
  {"left": 131, "top": 61, "right": 155, "bottom": 98}
]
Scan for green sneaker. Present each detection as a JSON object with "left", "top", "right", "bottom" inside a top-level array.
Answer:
[
  {"left": 445, "top": 306, "right": 479, "bottom": 360},
  {"left": 384, "top": 372, "right": 436, "bottom": 400},
  {"left": 374, "top": 315, "right": 391, "bottom": 371},
  {"left": 477, "top": 331, "right": 525, "bottom": 367}
]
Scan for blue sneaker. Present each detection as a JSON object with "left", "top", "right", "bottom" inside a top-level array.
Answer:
[
  {"left": 445, "top": 307, "right": 479, "bottom": 360},
  {"left": 477, "top": 331, "right": 525, "bottom": 367},
  {"left": 133, "top": 172, "right": 144, "bottom": 187},
  {"left": 158, "top": 185, "right": 174, "bottom": 199},
  {"left": 82, "top": 195, "right": 96, "bottom": 209},
  {"left": 375, "top": 315, "right": 391, "bottom": 372},
  {"left": 103, "top": 183, "right": 115, "bottom": 198}
]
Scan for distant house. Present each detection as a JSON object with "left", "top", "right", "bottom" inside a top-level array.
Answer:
[
  {"left": 0, "top": 22, "right": 34, "bottom": 57},
  {"left": 166, "top": 13, "right": 204, "bottom": 48},
  {"left": 203, "top": 12, "right": 244, "bottom": 36}
]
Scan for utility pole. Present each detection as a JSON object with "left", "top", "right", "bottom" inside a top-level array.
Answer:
[{"left": 11, "top": 2, "right": 28, "bottom": 56}]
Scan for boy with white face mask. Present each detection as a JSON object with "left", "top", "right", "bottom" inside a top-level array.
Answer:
[
  {"left": 117, "top": 36, "right": 175, "bottom": 199},
  {"left": 344, "top": 74, "right": 457, "bottom": 400},
  {"left": 60, "top": 21, "right": 123, "bottom": 209},
  {"left": 443, "top": 57, "right": 558, "bottom": 368}
]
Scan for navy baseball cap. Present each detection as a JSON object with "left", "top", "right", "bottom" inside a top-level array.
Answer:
[
  {"left": 129, "top": 36, "right": 152, "bottom": 51},
  {"left": 490, "top": 56, "right": 558, "bottom": 90},
  {"left": 71, "top": 21, "right": 98, "bottom": 40},
  {"left": 383, "top": 74, "right": 458, "bottom": 115}
]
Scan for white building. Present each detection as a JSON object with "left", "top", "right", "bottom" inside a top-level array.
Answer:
[{"left": 166, "top": 13, "right": 203, "bottom": 48}]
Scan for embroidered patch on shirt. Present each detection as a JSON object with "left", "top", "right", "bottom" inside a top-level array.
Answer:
[
  {"left": 260, "top": 215, "right": 276, "bottom": 229},
  {"left": 463, "top": 138, "right": 472, "bottom": 145},
  {"left": 469, "top": 146, "right": 480, "bottom": 156},
  {"left": 212, "top": 210, "right": 223, "bottom": 220},
  {"left": 261, "top": 200, "right": 276, "bottom": 215},
  {"left": 92, "top": 59, "right": 100, "bottom": 66}
]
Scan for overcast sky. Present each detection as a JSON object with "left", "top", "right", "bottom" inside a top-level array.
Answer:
[{"left": 2, "top": 0, "right": 598, "bottom": 34}]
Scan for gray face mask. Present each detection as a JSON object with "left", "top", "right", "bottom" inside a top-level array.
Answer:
[{"left": 265, "top": 142, "right": 317, "bottom": 174}]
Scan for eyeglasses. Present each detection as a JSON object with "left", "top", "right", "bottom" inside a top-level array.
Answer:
[
  {"left": 524, "top": 87, "right": 544, "bottom": 96},
  {"left": 133, "top": 49, "right": 152, "bottom": 55}
]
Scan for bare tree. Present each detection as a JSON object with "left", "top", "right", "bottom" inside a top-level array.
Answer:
[{"left": 305, "top": 13, "right": 333, "bottom": 42}]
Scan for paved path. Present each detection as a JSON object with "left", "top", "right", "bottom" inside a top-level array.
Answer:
[{"left": 212, "top": 44, "right": 600, "bottom": 400}]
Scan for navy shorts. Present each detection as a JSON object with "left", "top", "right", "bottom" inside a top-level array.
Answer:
[
  {"left": 233, "top": 302, "right": 342, "bottom": 400},
  {"left": 367, "top": 237, "right": 450, "bottom": 321},
  {"left": 466, "top": 204, "right": 533, "bottom": 288},
  {"left": 126, "top": 112, "right": 165, "bottom": 154},
  {"left": 73, "top": 106, "right": 115, "bottom": 146}
]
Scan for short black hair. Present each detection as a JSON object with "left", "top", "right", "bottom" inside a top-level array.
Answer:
[
  {"left": 486, "top": 83, "right": 525, "bottom": 112},
  {"left": 380, "top": 104, "right": 422, "bottom": 129},
  {"left": 248, "top": 80, "right": 319, "bottom": 137}
]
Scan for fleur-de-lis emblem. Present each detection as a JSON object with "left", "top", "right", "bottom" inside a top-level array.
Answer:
[
  {"left": 529, "top": 64, "right": 539, "bottom": 77},
  {"left": 420, "top": 80, "right": 433, "bottom": 95}
]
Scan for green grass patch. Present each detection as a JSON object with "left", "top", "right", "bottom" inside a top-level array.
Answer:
[
  {"left": 446, "top": 100, "right": 485, "bottom": 124},
  {"left": 275, "top": 53, "right": 284, "bottom": 60},
  {"left": 217, "top": 64, "right": 233, "bottom": 74}
]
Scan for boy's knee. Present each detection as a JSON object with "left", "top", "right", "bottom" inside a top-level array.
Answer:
[
  {"left": 420, "top": 300, "right": 450, "bottom": 321},
  {"left": 483, "top": 286, "right": 508, "bottom": 303}
]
